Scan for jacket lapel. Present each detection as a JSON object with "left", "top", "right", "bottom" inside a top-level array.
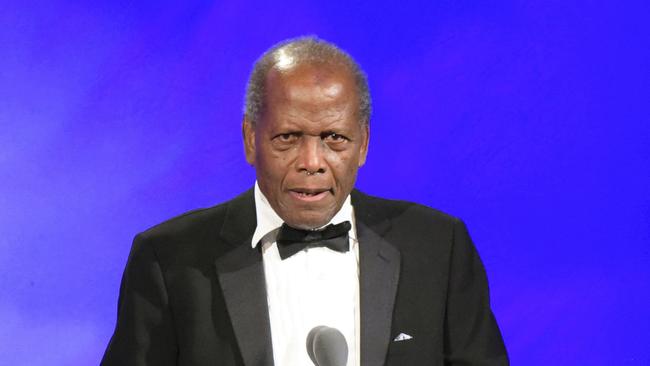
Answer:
[
  {"left": 353, "top": 191, "right": 401, "bottom": 366},
  {"left": 214, "top": 189, "right": 274, "bottom": 366}
]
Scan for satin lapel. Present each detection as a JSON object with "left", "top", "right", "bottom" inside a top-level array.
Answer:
[
  {"left": 354, "top": 191, "right": 401, "bottom": 366},
  {"left": 215, "top": 189, "right": 274, "bottom": 366}
]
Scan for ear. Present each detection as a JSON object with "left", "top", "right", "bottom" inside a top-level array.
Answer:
[
  {"left": 242, "top": 116, "right": 256, "bottom": 165},
  {"left": 358, "top": 123, "right": 370, "bottom": 167}
]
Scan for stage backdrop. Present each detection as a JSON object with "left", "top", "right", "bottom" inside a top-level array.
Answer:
[{"left": 1, "top": 1, "right": 648, "bottom": 365}]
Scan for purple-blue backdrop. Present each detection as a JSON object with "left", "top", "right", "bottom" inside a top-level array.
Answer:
[{"left": 1, "top": 1, "right": 649, "bottom": 365}]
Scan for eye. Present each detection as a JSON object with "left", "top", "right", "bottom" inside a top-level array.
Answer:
[
  {"left": 323, "top": 132, "right": 348, "bottom": 143},
  {"left": 278, "top": 133, "right": 295, "bottom": 141},
  {"left": 272, "top": 132, "right": 300, "bottom": 147}
]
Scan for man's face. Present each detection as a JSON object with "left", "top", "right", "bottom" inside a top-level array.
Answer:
[{"left": 243, "top": 63, "right": 369, "bottom": 229}]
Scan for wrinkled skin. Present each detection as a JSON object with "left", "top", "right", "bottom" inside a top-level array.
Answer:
[{"left": 243, "top": 62, "right": 369, "bottom": 229}]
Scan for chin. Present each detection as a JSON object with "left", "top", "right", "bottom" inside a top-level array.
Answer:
[{"left": 285, "top": 212, "right": 333, "bottom": 230}]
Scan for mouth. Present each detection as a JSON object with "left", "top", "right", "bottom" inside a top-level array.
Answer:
[{"left": 288, "top": 187, "right": 332, "bottom": 202}]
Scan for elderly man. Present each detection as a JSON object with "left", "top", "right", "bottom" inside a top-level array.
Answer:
[{"left": 102, "top": 37, "right": 508, "bottom": 366}]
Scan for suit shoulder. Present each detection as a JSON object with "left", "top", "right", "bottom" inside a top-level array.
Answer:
[
  {"left": 136, "top": 189, "right": 253, "bottom": 243},
  {"left": 352, "top": 190, "right": 459, "bottom": 226},
  {"left": 137, "top": 204, "right": 227, "bottom": 240}
]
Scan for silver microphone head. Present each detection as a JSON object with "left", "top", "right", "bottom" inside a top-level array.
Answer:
[{"left": 306, "top": 326, "right": 348, "bottom": 366}]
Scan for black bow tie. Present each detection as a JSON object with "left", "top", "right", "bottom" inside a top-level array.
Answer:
[{"left": 276, "top": 221, "right": 352, "bottom": 260}]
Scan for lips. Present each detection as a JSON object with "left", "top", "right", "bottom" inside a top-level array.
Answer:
[{"left": 288, "top": 187, "right": 332, "bottom": 202}]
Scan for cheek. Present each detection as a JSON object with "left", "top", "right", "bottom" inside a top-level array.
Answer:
[
  {"left": 329, "top": 154, "right": 359, "bottom": 183},
  {"left": 256, "top": 148, "right": 295, "bottom": 183}
]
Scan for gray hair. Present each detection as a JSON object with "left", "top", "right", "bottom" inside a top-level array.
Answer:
[{"left": 244, "top": 36, "right": 371, "bottom": 126}]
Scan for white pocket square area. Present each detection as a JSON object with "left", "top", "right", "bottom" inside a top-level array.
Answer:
[{"left": 393, "top": 333, "right": 413, "bottom": 342}]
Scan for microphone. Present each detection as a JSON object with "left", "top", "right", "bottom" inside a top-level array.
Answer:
[{"left": 306, "top": 326, "right": 348, "bottom": 366}]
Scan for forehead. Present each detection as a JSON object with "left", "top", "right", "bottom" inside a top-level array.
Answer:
[{"left": 263, "top": 62, "right": 358, "bottom": 115}]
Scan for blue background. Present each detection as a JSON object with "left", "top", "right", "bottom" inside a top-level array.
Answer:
[{"left": 1, "top": 1, "right": 649, "bottom": 365}]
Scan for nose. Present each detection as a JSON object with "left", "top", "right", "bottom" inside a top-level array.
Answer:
[{"left": 296, "top": 136, "right": 326, "bottom": 175}]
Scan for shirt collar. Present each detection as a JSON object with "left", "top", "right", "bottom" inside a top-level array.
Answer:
[{"left": 251, "top": 181, "right": 356, "bottom": 248}]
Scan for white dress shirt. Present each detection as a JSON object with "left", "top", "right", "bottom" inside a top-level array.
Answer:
[{"left": 251, "top": 182, "right": 360, "bottom": 366}]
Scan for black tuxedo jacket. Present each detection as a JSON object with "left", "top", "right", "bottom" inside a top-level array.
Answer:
[{"left": 102, "top": 189, "right": 508, "bottom": 365}]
